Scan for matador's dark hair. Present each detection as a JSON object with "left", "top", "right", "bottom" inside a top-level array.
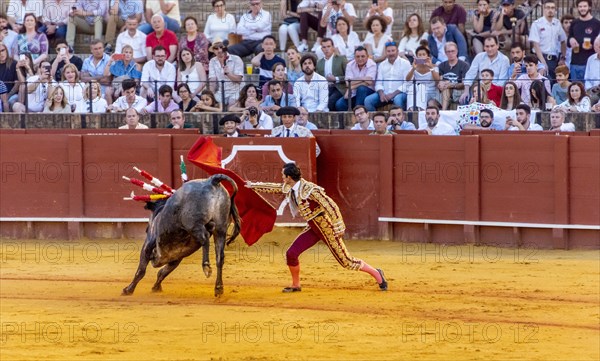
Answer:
[{"left": 283, "top": 163, "right": 301, "bottom": 181}]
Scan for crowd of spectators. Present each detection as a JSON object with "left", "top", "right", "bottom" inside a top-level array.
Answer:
[{"left": 0, "top": 0, "right": 598, "bottom": 133}]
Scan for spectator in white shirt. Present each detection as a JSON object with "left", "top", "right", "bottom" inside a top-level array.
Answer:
[
  {"left": 12, "top": 60, "right": 56, "bottom": 113},
  {"left": 140, "top": 45, "right": 176, "bottom": 100},
  {"left": 351, "top": 105, "right": 374, "bottom": 130},
  {"left": 115, "top": 15, "right": 147, "bottom": 64},
  {"left": 227, "top": 0, "right": 272, "bottom": 58},
  {"left": 419, "top": 104, "right": 457, "bottom": 135},
  {"left": 104, "top": 0, "right": 144, "bottom": 49},
  {"left": 362, "top": 15, "right": 392, "bottom": 63},
  {"left": 319, "top": 0, "right": 357, "bottom": 39},
  {"left": 331, "top": 16, "right": 361, "bottom": 61},
  {"left": 108, "top": 78, "right": 148, "bottom": 112},
  {"left": 208, "top": 38, "right": 244, "bottom": 107},
  {"left": 0, "top": 15, "right": 19, "bottom": 57},
  {"left": 529, "top": 0, "right": 567, "bottom": 83},
  {"left": 584, "top": 35, "right": 600, "bottom": 98},
  {"left": 405, "top": 45, "right": 440, "bottom": 110},
  {"left": 75, "top": 80, "right": 108, "bottom": 113},
  {"left": 505, "top": 104, "right": 543, "bottom": 131},
  {"left": 204, "top": 0, "right": 236, "bottom": 43},
  {"left": 362, "top": 0, "right": 393, "bottom": 37},
  {"left": 293, "top": 53, "right": 328, "bottom": 112},
  {"left": 554, "top": 81, "right": 592, "bottom": 112},
  {"left": 548, "top": 107, "right": 575, "bottom": 131},
  {"left": 43, "top": 85, "right": 71, "bottom": 113},
  {"left": 398, "top": 13, "right": 428, "bottom": 62},
  {"left": 60, "top": 63, "right": 86, "bottom": 106},
  {"left": 364, "top": 41, "right": 411, "bottom": 111}
]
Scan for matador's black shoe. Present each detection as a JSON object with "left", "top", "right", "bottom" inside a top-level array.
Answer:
[
  {"left": 282, "top": 286, "right": 302, "bottom": 293},
  {"left": 376, "top": 269, "right": 388, "bottom": 291}
]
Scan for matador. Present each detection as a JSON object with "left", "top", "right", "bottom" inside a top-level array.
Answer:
[{"left": 246, "top": 162, "right": 388, "bottom": 292}]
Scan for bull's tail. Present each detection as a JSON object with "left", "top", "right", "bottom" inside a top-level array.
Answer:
[{"left": 210, "top": 174, "right": 241, "bottom": 245}]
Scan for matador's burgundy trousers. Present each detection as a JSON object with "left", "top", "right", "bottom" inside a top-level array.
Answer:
[{"left": 286, "top": 214, "right": 361, "bottom": 271}]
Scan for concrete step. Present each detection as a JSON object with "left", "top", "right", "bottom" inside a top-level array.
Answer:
[{"left": 44, "top": 0, "right": 578, "bottom": 55}]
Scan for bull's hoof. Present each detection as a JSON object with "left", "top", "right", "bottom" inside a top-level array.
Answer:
[
  {"left": 214, "top": 286, "right": 224, "bottom": 297},
  {"left": 203, "top": 265, "right": 212, "bottom": 278},
  {"left": 121, "top": 287, "right": 133, "bottom": 296},
  {"left": 151, "top": 285, "right": 163, "bottom": 293}
]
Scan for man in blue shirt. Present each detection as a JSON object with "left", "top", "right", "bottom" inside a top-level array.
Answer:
[
  {"left": 81, "top": 39, "right": 111, "bottom": 96},
  {"left": 261, "top": 80, "right": 296, "bottom": 118},
  {"left": 295, "top": 106, "right": 318, "bottom": 130},
  {"left": 387, "top": 106, "right": 416, "bottom": 131},
  {"left": 428, "top": 16, "right": 468, "bottom": 64},
  {"left": 460, "top": 36, "right": 510, "bottom": 103}
]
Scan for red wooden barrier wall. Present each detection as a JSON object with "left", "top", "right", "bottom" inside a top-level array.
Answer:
[
  {"left": 0, "top": 134, "right": 316, "bottom": 239},
  {"left": 0, "top": 132, "right": 598, "bottom": 248}
]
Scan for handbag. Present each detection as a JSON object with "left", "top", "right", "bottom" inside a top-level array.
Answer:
[
  {"left": 228, "top": 33, "right": 243, "bottom": 45},
  {"left": 282, "top": 16, "right": 299, "bottom": 25},
  {"left": 281, "top": 0, "right": 299, "bottom": 25}
]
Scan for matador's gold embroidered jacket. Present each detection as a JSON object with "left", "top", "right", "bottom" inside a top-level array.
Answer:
[{"left": 248, "top": 179, "right": 346, "bottom": 235}]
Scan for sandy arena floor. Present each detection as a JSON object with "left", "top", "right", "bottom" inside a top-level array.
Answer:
[{"left": 0, "top": 228, "right": 599, "bottom": 361}]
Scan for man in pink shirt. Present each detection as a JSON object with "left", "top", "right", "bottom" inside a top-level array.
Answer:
[
  {"left": 515, "top": 55, "right": 551, "bottom": 105},
  {"left": 335, "top": 46, "right": 377, "bottom": 111},
  {"left": 142, "top": 84, "right": 179, "bottom": 114}
]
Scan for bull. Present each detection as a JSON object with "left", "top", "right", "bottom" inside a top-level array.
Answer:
[{"left": 122, "top": 174, "right": 241, "bottom": 297}]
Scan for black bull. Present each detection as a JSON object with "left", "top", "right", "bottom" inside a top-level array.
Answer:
[{"left": 122, "top": 174, "right": 242, "bottom": 297}]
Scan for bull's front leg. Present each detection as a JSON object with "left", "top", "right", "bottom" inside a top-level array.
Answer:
[
  {"left": 122, "top": 238, "right": 155, "bottom": 296},
  {"left": 152, "top": 259, "right": 182, "bottom": 292},
  {"left": 214, "top": 232, "right": 226, "bottom": 297}
]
